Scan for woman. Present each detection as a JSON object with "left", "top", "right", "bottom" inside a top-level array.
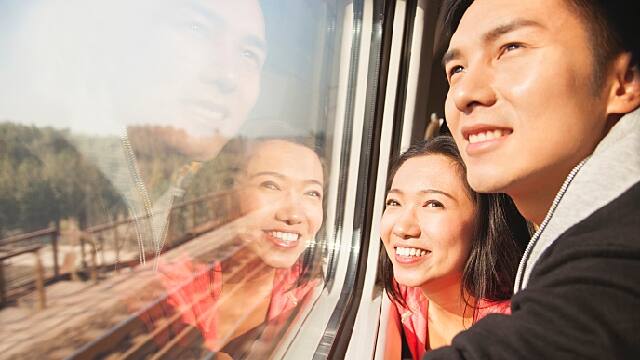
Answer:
[
  {"left": 157, "top": 138, "right": 325, "bottom": 355},
  {"left": 380, "top": 136, "right": 530, "bottom": 359}
]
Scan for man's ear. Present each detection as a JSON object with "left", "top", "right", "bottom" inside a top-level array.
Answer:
[{"left": 606, "top": 52, "right": 640, "bottom": 115}]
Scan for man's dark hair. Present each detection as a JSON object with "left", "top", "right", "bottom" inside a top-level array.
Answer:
[
  {"left": 379, "top": 136, "right": 531, "bottom": 314},
  {"left": 438, "top": 0, "right": 640, "bottom": 90}
]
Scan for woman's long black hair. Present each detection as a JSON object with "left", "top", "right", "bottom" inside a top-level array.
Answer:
[{"left": 380, "top": 136, "right": 530, "bottom": 310}]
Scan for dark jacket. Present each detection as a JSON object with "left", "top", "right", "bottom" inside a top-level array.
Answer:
[{"left": 425, "top": 109, "right": 640, "bottom": 359}]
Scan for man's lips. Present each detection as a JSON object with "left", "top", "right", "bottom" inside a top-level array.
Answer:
[
  {"left": 460, "top": 125, "right": 513, "bottom": 156},
  {"left": 461, "top": 125, "right": 513, "bottom": 142}
]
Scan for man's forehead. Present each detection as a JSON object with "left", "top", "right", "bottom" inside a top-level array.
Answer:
[
  {"left": 449, "top": 0, "right": 561, "bottom": 46},
  {"left": 187, "top": 0, "right": 265, "bottom": 39}
]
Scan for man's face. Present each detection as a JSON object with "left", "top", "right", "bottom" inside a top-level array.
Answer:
[
  {"left": 443, "top": 0, "right": 612, "bottom": 205},
  {"left": 115, "top": 0, "right": 266, "bottom": 139},
  {"left": 172, "top": 0, "right": 266, "bottom": 137}
]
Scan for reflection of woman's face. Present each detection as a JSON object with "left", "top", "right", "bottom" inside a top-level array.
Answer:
[
  {"left": 236, "top": 140, "right": 324, "bottom": 268},
  {"left": 380, "top": 155, "right": 476, "bottom": 292}
]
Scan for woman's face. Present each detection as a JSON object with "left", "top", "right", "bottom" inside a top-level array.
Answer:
[
  {"left": 236, "top": 140, "right": 324, "bottom": 268},
  {"left": 380, "top": 154, "right": 476, "bottom": 292}
]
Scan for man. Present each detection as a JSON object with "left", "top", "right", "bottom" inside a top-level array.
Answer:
[{"left": 426, "top": 0, "right": 640, "bottom": 358}]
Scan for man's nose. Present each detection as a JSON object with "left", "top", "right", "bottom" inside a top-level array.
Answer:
[
  {"left": 392, "top": 208, "right": 420, "bottom": 239},
  {"left": 275, "top": 194, "right": 304, "bottom": 226},
  {"left": 208, "top": 45, "right": 239, "bottom": 94},
  {"left": 450, "top": 66, "right": 496, "bottom": 113},
  {"left": 210, "top": 68, "right": 238, "bottom": 94}
]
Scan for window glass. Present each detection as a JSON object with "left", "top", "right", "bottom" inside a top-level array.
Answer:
[{"left": 0, "top": 1, "right": 351, "bottom": 358}]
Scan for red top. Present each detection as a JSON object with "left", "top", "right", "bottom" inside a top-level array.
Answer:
[
  {"left": 393, "top": 285, "right": 511, "bottom": 360},
  {"left": 157, "top": 256, "right": 317, "bottom": 349}
]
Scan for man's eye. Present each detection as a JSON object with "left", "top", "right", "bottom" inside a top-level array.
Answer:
[
  {"left": 499, "top": 42, "right": 524, "bottom": 57},
  {"left": 260, "top": 180, "right": 280, "bottom": 190},
  {"left": 447, "top": 65, "right": 464, "bottom": 80},
  {"left": 241, "top": 49, "right": 263, "bottom": 67}
]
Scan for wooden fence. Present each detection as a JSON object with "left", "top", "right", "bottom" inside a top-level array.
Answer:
[{"left": 0, "top": 190, "right": 234, "bottom": 309}]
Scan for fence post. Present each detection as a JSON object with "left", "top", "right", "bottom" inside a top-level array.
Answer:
[
  {"left": 64, "top": 219, "right": 81, "bottom": 281},
  {"left": 51, "top": 221, "right": 60, "bottom": 278},
  {"left": 98, "top": 233, "right": 105, "bottom": 268},
  {"left": 192, "top": 202, "right": 197, "bottom": 230},
  {"left": 113, "top": 218, "right": 120, "bottom": 273},
  {"left": 0, "top": 260, "right": 6, "bottom": 308},
  {"left": 166, "top": 208, "right": 174, "bottom": 249},
  {"left": 34, "top": 250, "right": 46, "bottom": 310},
  {"left": 89, "top": 237, "right": 98, "bottom": 284}
]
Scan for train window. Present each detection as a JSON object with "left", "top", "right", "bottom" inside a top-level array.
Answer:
[{"left": 0, "top": 0, "right": 390, "bottom": 358}]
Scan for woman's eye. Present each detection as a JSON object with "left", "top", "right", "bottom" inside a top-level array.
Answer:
[
  {"left": 424, "top": 200, "right": 444, "bottom": 208},
  {"left": 385, "top": 199, "right": 400, "bottom": 207},
  {"left": 305, "top": 190, "right": 323, "bottom": 199},
  {"left": 260, "top": 180, "right": 280, "bottom": 190}
]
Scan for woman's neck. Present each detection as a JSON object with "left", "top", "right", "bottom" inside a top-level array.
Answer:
[
  {"left": 214, "top": 251, "right": 276, "bottom": 350},
  {"left": 422, "top": 276, "right": 475, "bottom": 350}
]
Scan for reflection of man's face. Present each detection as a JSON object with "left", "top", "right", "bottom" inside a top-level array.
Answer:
[
  {"left": 235, "top": 140, "right": 324, "bottom": 269},
  {"left": 443, "top": 0, "right": 613, "bottom": 219},
  {"left": 172, "top": 0, "right": 266, "bottom": 138},
  {"left": 7, "top": 0, "right": 266, "bottom": 141}
]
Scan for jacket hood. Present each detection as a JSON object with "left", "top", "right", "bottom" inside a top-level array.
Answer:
[{"left": 515, "top": 107, "right": 640, "bottom": 291}]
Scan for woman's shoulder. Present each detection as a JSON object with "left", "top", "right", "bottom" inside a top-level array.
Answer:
[{"left": 476, "top": 298, "right": 511, "bottom": 320}]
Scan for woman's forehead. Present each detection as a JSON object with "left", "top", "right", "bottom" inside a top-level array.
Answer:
[
  {"left": 392, "top": 155, "right": 466, "bottom": 194},
  {"left": 245, "top": 140, "right": 323, "bottom": 182}
]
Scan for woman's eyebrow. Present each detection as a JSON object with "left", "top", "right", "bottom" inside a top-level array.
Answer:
[
  {"left": 420, "top": 189, "right": 457, "bottom": 202},
  {"left": 249, "top": 171, "right": 285, "bottom": 179},
  {"left": 249, "top": 171, "right": 323, "bottom": 187}
]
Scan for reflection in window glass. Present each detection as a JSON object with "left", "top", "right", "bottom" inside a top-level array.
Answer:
[{"left": 0, "top": 0, "right": 348, "bottom": 358}]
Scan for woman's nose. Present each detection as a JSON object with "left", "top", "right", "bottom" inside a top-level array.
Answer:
[
  {"left": 450, "top": 66, "right": 497, "bottom": 114},
  {"left": 275, "top": 195, "right": 304, "bottom": 225},
  {"left": 392, "top": 208, "right": 420, "bottom": 239}
]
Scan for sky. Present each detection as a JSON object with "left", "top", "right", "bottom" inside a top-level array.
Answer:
[{"left": 0, "top": 0, "right": 327, "bottom": 138}]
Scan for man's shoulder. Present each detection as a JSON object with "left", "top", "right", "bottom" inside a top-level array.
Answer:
[{"left": 533, "top": 181, "right": 640, "bottom": 273}]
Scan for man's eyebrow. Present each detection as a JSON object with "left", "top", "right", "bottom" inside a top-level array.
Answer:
[
  {"left": 483, "top": 19, "right": 545, "bottom": 43},
  {"left": 187, "top": 3, "right": 267, "bottom": 53},
  {"left": 442, "top": 48, "right": 461, "bottom": 69},
  {"left": 249, "top": 171, "right": 322, "bottom": 187},
  {"left": 442, "top": 19, "right": 545, "bottom": 69}
]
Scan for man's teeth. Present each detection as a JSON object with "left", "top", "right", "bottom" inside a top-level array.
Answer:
[
  {"left": 395, "top": 246, "right": 429, "bottom": 257},
  {"left": 270, "top": 231, "right": 299, "bottom": 243},
  {"left": 468, "top": 129, "right": 508, "bottom": 144}
]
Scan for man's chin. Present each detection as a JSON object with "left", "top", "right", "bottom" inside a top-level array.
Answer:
[{"left": 466, "top": 171, "right": 512, "bottom": 194}]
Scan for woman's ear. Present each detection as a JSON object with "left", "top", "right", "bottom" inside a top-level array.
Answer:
[{"left": 606, "top": 53, "right": 640, "bottom": 115}]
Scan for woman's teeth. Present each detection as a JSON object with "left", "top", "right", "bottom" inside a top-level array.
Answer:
[
  {"left": 468, "top": 129, "right": 509, "bottom": 144},
  {"left": 270, "top": 231, "right": 299, "bottom": 243},
  {"left": 395, "top": 246, "right": 428, "bottom": 257}
]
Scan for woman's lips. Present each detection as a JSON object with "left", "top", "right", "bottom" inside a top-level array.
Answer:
[{"left": 265, "top": 231, "right": 301, "bottom": 248}]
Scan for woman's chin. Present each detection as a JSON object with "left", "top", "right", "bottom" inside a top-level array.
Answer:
[
  {"left": 394, "top": 272, "right": 428, "bottom": 288},
  {"left": 259, "top": 254, "right": 300, "bottom": 269}
]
